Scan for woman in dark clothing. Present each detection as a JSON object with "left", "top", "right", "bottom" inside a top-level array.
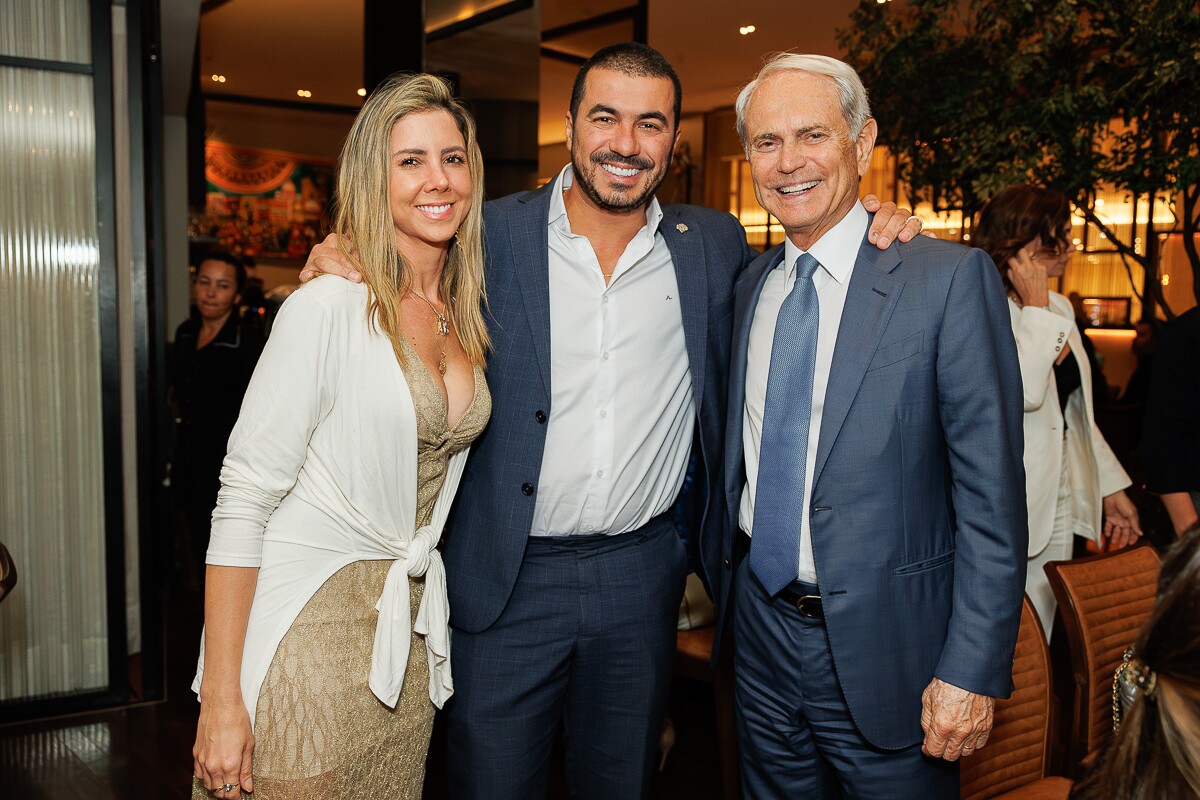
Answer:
[{"left": 171, "top": 249, "right": 264, "bottom": 577}]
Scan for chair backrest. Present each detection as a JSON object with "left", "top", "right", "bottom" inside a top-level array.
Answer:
[
  {"left": 960, "top": 596, "right": 1054, "bottom": 800},
  {"left": 1044, "top": 542, "right": 1161, "bottom": 773}
]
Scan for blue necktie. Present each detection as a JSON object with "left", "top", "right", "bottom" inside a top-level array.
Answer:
[{"left": 751, "top": 253, "right": 821, "bottom": 597}]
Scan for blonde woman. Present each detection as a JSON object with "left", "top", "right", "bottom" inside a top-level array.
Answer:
[{"left": 190, "top": 73, "right": 491, "bottom": 799}]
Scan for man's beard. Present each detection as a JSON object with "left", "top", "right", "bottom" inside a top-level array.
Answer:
[{"left": 572, "top": 149, "right": 665, "bottom": 213}]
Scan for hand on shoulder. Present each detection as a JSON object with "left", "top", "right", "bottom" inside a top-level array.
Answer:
[
  {"left": 299, "top": 233, "right": 363, "bottom": 284},
  {"left": 862, "top": 194, "right": 925, "bottom": 249}
]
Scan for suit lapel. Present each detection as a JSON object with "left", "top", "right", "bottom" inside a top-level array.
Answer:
[
  {"left": 724, "top": 244, "right": 785, "bottom": 501},
  {"left": 509, "top": 185, "right": 555, "bottom": 395},
  {"left": 661, "top": 208, "right": 708, "bottom": 413},
  {"left": 813, "top": 237, "right": 903, "bottom": 484}
]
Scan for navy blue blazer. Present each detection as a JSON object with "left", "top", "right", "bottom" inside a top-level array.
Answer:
[
  {"left": 443, "top": 180, "right": 756, "bottom": 633},
  {"left": 720, "top": 228, "right": 1029, "bottom": 749}
]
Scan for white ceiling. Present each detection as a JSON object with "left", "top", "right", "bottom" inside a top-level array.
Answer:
[{"left": 173, "top": 0, "right": 875, "bottom": 144}]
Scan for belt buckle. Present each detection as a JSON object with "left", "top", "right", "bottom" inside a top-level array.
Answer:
[{"left": 794, "top": 594, "right": 822, "bottom": 619}]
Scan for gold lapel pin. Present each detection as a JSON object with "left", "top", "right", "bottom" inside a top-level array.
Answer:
[{"left": 676, "top": 223, "right": 688, "bottom": 233}]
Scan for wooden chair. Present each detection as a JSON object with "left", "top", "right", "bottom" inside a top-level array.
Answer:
[
  {"left": 0, "top": 541, "right": 16, "bottom": 604},
  {"left": 675, "top": 625, "right": 739, "bottom": 799},
  {"left": 1044, "top": 542, "right": 1161, "bottom": 775},
  {"left": 959, "top": 595, "right": 1071, "bottom": 799}
]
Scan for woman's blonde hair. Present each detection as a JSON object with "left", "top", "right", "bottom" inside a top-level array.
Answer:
[
  {"left": 1073, "top": 528, "right": 1200, "bottom": 799},
  {"left": 333, "top": 72, "right": 489, "bottom": 366}
]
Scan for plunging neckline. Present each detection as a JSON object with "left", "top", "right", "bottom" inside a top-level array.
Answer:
[{"left": 399, "top": 337, "right": 481, "bottom": 432}]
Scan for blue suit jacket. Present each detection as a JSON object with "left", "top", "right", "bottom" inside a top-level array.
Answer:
[
  {"left": 444, "top": 181, "right": 755, "bottom": 633},
  {"left": 720, "top": 228, "right": 1029, "bottom": 749}
]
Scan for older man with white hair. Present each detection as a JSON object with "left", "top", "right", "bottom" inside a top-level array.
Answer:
[{"left": 714, "top": 53, "right": 1028, "bottom": 798}]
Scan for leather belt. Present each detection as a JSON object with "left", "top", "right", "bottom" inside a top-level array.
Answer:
[{"left": 780, "top": 586, "right": 824, "bottom": 619}]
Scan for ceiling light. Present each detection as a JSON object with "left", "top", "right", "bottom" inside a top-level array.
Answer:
[
  {"left": 210, "top": 74, "right": 226, "bottom": 83},
  {"left": 357, "top": 88, "right": 367, "bottom": 97},
  {"left": 739, "top": 25, "right": 756, "bottom": 35},
  {"left": 296, "top": 89, "right": 312, "bottom": 98}
]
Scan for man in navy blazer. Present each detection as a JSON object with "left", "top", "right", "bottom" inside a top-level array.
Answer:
[
  {"left": 303, "top": 45, "right": 919, "bottom": 799},
  {"left": 717, "top": 54, "right": 1028, "bottom": 798}
]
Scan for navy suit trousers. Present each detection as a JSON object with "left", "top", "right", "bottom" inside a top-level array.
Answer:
[
  {"left": 446, "top": 516, "right": 689, "bottom": 800},
  {"left": 733, "top": 558, "right": 958, "bottom": 800}
]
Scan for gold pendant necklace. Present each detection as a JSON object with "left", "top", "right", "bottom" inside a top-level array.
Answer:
[
  {"left": 412, "top": 290, "right": 449, "bottom": 336},
  {"left": 411, "top": 290, "right": 449, "bottom": 374}
]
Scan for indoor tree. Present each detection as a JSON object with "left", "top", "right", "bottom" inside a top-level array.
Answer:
[{"left": 840, "top": 0, "right": 1200, "bottom": 313}]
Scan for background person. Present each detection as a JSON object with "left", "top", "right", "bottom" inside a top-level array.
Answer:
[
  {"left": 171, "top": 249, "right": 264, "bottom": 583},
  {"left": 1142, "top": 305, "right": 1200, "bottom": 536},
  {"left": 190, "top": 73, "right": 491, "bottom": 800},
  {"left": 973, "top": 185, "right": 1142, "bottom": 632},
  {"left": 1070, "top": 527, "right": 1200, "bottom": 799}
]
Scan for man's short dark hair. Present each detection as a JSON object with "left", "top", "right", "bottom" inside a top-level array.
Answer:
[
  {"left": 569, "top": 42, "right": 682, "bottom": 129},
  {"left": 198, "top": 247, "right": 247, "bottom": 292}
]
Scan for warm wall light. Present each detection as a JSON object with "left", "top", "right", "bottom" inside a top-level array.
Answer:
[
  {"left": 739, "top": 25, "right": 755, "bottom": 35},
  {"left": 1162, "top": 274, "right": 1171, "bottom": 286},
  {"left": 296, "top": 89, "right": 312, "bottom": 98},
  {"left": 210, "top": 74, "right": 226, "bottom": 83},
  {"left": 357, "top": 88, "right": 367, "bottom": 97}
]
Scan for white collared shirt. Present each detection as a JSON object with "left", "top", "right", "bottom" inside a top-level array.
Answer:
[
  {"left": 532, "top": 165, "right": 695, "bottom": 536},
  {"left": 739, "top": 202, "right": 869, "bottom": 582}
]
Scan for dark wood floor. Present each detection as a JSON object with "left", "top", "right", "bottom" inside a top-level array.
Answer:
[{"left": 0, "top": 583, "right": 728, "bottom": 799}]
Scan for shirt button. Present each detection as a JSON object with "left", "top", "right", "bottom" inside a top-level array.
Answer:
[
  {"left": 521, "top": 483, "right": 534, "bottom": 496},
  {"left": 596, "top": 469, "right": 605, "bottom": 478},
  {"left": 535, "top": 410, "right": 547, "bottom": 423},
  {"left": 599, "top": 410, "right": 607, "bottom": 419},
  {"left": 602, "top": 352, "right": 610, "bottom": 361},
  {"left": 602, "top": 296, "right": 609, "bottom": 306},
  {"left": 585, "top": 523, "right": 595, "bottom": 532}
]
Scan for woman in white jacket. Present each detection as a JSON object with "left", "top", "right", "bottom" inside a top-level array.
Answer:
[
  {"left": 190, "top": 74, "right": 491, "bottom": 799},
  {"left": 974, "top": 186, "right": 1142, "bottom": 632}
]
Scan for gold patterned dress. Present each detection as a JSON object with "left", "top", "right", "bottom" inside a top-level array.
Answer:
[{"left": 193, "top": 343, "right": 489, "bottom": 800}]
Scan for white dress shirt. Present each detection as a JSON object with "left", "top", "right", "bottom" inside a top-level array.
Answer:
[
  {"left": 533, "top": 164, "right": 695, "bottom": 536},
  {"left": 739, "top": 202, "right": 869, "bottom": 583}
]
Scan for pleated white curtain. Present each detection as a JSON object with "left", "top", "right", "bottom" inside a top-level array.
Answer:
[{"left": 0, "top": 0, "right": 109, "bottom": 702}]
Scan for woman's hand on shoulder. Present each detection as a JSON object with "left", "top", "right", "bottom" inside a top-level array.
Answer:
[
  {"left": 193, "top": 692, "right": 255, "bottom": 799},
  {"left": 299, "top": 233, "right": 363, "bottom": 284}
]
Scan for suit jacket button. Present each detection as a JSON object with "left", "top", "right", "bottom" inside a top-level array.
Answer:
[
  {"left": 521, "top": 483, "right": 535, "bottom": 496},
  {"left": 723, "top": 559, "right": 731, "bottom": 569},
  {"left": 535, "top": 410, "right": 546, "bottom": 423}
]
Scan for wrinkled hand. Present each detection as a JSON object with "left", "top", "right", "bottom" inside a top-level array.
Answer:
[
  {"left": 1006, "top": 248, "right": 1050, "bottom": 309},
  {"left": 1102, "top": 490, "right": 1143, "bottom": 549},
  {"left": 299, "top": 232, "right": 364, "bottom": 284},
  {"left": 862, "top": 195, "right": 924, "bottom": 248},
  {"left": 920, "top": 678, "right": 994, "bottom": 761},
  {"left": 193, "top": 694, "right": 255, "bottom": 799}
]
